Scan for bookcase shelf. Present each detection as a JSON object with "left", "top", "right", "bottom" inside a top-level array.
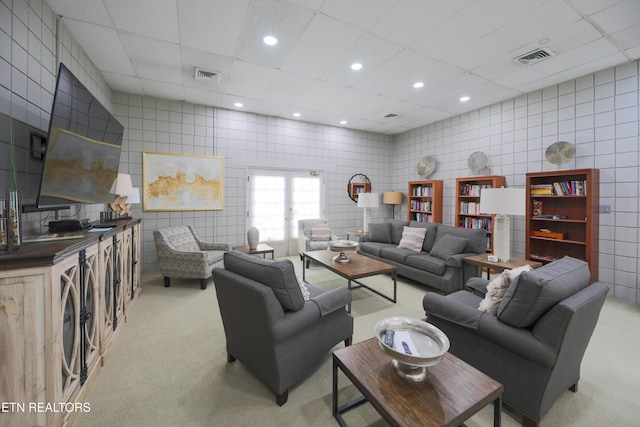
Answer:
[
  {"left": 526, "top": 169, "right": 599, "bottom": 282},
  {"left": 455, "top": 175, "right": 506, "bottom": 253},
  {"left": 407, "top": 180, "right": 443, "bottom": 223}
]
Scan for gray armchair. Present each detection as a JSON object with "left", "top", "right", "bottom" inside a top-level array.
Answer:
[
  {"left": 153, "top": 225, "right": 230, "bottom": 290},
  {"left": 423, "top": 256, "right": 608, "bottom": 427},
  {"left": 212, "top": 250, "right": 353, "bottom": 406}
]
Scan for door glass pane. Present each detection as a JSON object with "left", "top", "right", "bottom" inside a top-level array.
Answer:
[
  {"left": 251, "top": 175, "right": 286, "bottom": 241},
  {"left": 291, "top": 176, "right": 321, "bottom": 238}
]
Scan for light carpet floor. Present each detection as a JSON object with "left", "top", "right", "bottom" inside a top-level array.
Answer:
[{"left": 73, "top": 257, "right": 640, "bottom": 427}]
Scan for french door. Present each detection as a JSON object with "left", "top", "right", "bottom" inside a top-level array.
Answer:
[{"left": 248, "top": 169, "right": 323, "bottom": 256}]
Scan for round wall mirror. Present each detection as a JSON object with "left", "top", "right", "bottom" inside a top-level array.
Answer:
[{"left": 347, "top": 173, "right": 371, "bottom": 202}]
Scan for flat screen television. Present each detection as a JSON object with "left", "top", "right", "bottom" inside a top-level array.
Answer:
[{"left": 36, "top": 63, "right": 123, "bottom": 209}]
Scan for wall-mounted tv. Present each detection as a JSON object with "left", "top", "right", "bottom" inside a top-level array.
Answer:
[{"left": 36, "top": 63, "right": 123, "bottom": 209}]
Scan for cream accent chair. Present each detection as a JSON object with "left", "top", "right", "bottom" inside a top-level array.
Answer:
[
  {"left": 153, "top": 225, "right": 230, "bottom": 290},
  {"left": 297, "top": 219, "right": 336, "bottom": 267}
]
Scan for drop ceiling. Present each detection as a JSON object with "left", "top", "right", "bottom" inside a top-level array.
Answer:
[{"left": 47, "top": 0, "right": 640, "bottom": 134}]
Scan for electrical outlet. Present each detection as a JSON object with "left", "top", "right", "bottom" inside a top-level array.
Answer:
[{"left": 599, "top": 205, "right": 611, "bottom": 213}]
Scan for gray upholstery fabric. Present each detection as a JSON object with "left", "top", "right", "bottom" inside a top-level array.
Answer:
[
  {"left": 434, "top": 224, "right": 486, "bottom": 254},
  {"left": 212, "top": 254, "right": 353, "bottom": 405},
  {"left": 357, "top": 241, "right": 395, "bottom": 258},
  {"left": 430, "top": 234, "right": 469, "bottom": 260},
  {"left": 423, "top": 263, "right": 609, "bottom": 425},
  {"left": 224, "top": 250, "right": 305, "bottom": 312},
  {"left": 379, "top": 246, "right": 415, "bottom": 264},
  {"left": 409, "top": 221, "right": 439, "bottom": 252},
  {"left": 383, "top": 218, "right": 409, "bottom": 244},
  {"left": 498, "top": 256, "right": 590, "bottom": 328},
  {"left": 367, "top": 222, "right": 392, "bottom": 243},
  {"left": 404, "top": 253, "right": 446, "bottom": 276}
]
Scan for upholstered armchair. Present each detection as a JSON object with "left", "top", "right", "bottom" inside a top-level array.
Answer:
[
  {"left": 297, "top": 219, "right": 337, "bottom": 266},
  {"left": 422, "top": 256, "right": 609, "bottom": 427},
  {"left": 153, "top": 225, "right": 230, "bottom": 290},
  {"left": 212, "top": 250, "right": 353, "bottom": 406}
]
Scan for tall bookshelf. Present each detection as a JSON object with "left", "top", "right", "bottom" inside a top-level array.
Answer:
[
  {"left": 455, "top": 175, "right": 506, "bottom": 253},
  {"left": 526, "top": 168, "right": 599, "bottom": 282},
  {"left": 408, "top": 180, "right": 443, "bottom": 223}
]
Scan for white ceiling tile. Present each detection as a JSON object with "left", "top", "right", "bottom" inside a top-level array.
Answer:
[
  {"left": 140, "top": 79, "right": 184, "bottom": 100},
  {"left": 119, "top": 33, "right": 183, "bottom": 84},
  {"left": 611, "top": 23, "right": 640, "bottom": 52},
  {"left": 319, "top": 0, "right": 395, "bottom": 30},
  {"left": 293, "top": 80, "right": 349, "bottom": 110},
  {"left": 62, "top": 19, "right": 135, "bottom": 75},
  {"left": 225, "top": 60, "right": 277, "bottom": 98},
  {"left": 178, "top": 0, "right": 250, "bottom": 57},
  {"left": 184, "top": 87, "right": 224, "bottom": 107},
  {"left": 280, "top": 14, "right": 364, "bottom": 78},
  {"left": 102, "top": 72, "right": 144, "bottom": 95},
  {"left": 180, "top": 46, "right": 234, "bottom": 89},
  {"left": 260, "top": 71, "right": 314, "bottom": 105},
  {"left": 589, "top": 0, "right": 640, "bottom": 33},
  {"left": 565, "top": 0, "right": 624, "bottom": 16},
  {"left": 48, "top": 0, "right": 112, "bottom": 26},
  {"left": 106, "top": 0, "right": 180, "bottom": 43},
  {"left": 235, "top": 0, "right": 315, "bottom": 69},
  {"left": 321, "top": 88, "right": 378, "bottom": 115}
]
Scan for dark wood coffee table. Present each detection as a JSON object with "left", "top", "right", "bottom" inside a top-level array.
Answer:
[
  {"left": 333, "top": 337, "right": 503, "bottom": 427},
  {"left": 302, "top": 250, "right": 396, "bottom": 313}
]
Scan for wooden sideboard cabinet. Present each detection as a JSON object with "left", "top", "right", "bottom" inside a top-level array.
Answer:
[{"left": 0, "top": 218, "right": 141, "bottom": 427}]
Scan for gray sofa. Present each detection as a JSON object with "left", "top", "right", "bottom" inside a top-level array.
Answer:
[
  {"left": 357, "top": 219, "right": 486, "bottom": 293},
  {"left": 423, "top": 256, "right": 609, "bottom": 427},
  {"left": 212, "top": 250, "right": 353, "bottom": 406}
]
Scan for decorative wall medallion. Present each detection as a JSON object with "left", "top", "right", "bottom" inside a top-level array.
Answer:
[
  {"left": 416, "top": 156, "right": 436, "bottom": 178},
  {"left": 545, "top": 141, "right": 575, "bottom": 167}
]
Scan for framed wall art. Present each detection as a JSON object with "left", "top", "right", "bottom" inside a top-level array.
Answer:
[{"left": 143, "top": 152, "right": 224, "bottom": 211}]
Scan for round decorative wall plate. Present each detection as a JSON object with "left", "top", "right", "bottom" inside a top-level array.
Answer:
[
  {"left": 467, "top": 151, "right": 488, "bottom": 174},
  {"left": 416, "top": 156, "right": 436, "bottom": 178},
  {"left": 545, "top": 141, "right": 575, "bottom": 166}
]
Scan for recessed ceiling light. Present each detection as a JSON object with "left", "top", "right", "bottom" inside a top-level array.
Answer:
[
  {"left": 538, "top": 37, "right": 551, "bottom": 45},
  {"left": 413, "top": 82, "right": 424, "bottom": 89},
  {"left": 293, "top": 112, "right": 301, "bottom": 117},
  {"left": 234, "top": 102, "right": 243, "bottom": 108},
  {"left": 339, "top": 120, "right": 347, "bottom": 125},
  {"left": 459, "top": 96, "right": 470, "bottom": 102},
  {"left": 263, "top": 35, "right": 278, "bottom": 46},
  {"left": 350, "top": 63, "right": 362, "bottom": 71}
]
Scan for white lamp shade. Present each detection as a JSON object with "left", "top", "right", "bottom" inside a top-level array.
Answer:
[
  {"left": 358, "top": 192, "right": 379, "bottom": 208},
  {"left": 382, "top": 192, "right": 403, "bottom": 205},
  {"left": 480, "top": 188, "right": 525, "bottom": 216},
  {"left": 126, "top": 187, "right": 141, "bottom": 204},
  {"left": 110, "top": 173, "right": 134, "bottom": 195}
]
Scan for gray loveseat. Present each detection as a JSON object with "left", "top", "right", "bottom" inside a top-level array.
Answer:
[
  {"left": 212, "top": 250, "right": 353, "bottom": 406},
  {"left": 423, "top": 256, "right": 609, "bottom": 426},
  {"left": 357, "top": 219, "right": 486, "bottom": 293}
]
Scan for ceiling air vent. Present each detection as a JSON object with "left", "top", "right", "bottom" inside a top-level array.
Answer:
[
  {"left": 514, "top": 48, "right": 555, "bottom": 66},
  {"left": 194, "top": 67, "right": 221, "bottom": 82},
  {"left": 384, "top": 113, "right": 399, "bottom": 119}
]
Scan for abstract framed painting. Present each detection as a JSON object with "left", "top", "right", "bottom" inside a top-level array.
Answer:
[{"left": 142, "top": 152, "right": 224, "bottom": 211}]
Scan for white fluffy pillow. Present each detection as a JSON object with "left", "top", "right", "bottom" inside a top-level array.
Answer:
[
  {"left": 478, "top": 264, "right": 533, "bottom": 315},
  {"left": 310, "top": 222, "right": 331, "bottom": 241},
  {"left": 397, "top": 226, "right": 427, "bottom": 252}
]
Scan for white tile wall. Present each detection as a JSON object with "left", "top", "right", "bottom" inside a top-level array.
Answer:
[{"left": 2, "top": 0, "right": 639, "bottom": 302}]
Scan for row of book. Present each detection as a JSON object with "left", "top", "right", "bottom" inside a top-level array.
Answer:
[
  {"left": 412, "top": 213, "right": 434, "bottom": 223},
  {"left": 459, "top": 183, "right": 493, "bottom": 197},
  {"left": 412, "top": 186, "right": 434, "bottom": 196},
  {"left": 458, "top": 217, "right": 492, "bottom": 231},
  {"left": 410, "top": 200, "right": 433, "bottom": 212},
  {"left": 459, "top": 201, "right": 482, "bottom": 215},
  {"left": 530, "top": 180, "right": 587, "bottom": 196}
]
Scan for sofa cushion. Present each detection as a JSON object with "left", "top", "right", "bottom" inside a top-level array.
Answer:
[
  {"left": 478, "top": 264, "right": 533, "bottom": 315},
  {"left": 358, "top": 241, "right": 395, "bottom": 258},
  {"left": 380, "top": 246, "right": 416, "bottom": 264},
  {"left": 368, "top": 222, "right": 392, "bottom": 243},
  {"left": 223, "top": 250, "right": 305, "bottom": 312},
  {"left": 397, "top": 226, "right": 427, "bottom": 252},
  {"left": 434, "top": 224, "right": 486, "bottom": 254},
  {"left": 384, "top": 219, "right": 409, "bottom": 244},
  {"left": 430, "top": 234, "right": 469, "bottom": 260},
  {"left": 409, "top": 221, "right": 439, "bottom": 252},
  {"left": 497, "top": 256, "right": 590, "bottom": 328},
  {"left": 310, "top": 222, "right": 331, "bottom": 241},
  {"left": 405, "top": 253, "right": 447, "bottom": 276}
]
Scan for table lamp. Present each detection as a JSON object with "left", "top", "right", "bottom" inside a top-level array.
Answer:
[
  {"left": 382, "top": 192, "right": 403, "bottom": 219},
  {"left": 479, "top": 187, "right": 525, "bottom": 262},
  {"left": 358, "top": 192, "right": 379, "bottom": 233},
  {"left": 109, "top": 173, "right": 134, "bottom": 217}
]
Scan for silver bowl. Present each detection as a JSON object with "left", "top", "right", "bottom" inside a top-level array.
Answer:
[
  {"left": 374, "top": 317, "right": 450, "bottom": 382},
  {"left": 328, "top": 240, "right": 358, "bottom": 252}
]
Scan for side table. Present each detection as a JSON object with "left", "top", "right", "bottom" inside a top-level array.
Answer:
[
  {"left": 232, "top": 243, "right": 275, "bottom": 259},
  {"left": 347, "top": 230, "right": 368, "bottom": 241},
  {"left": 464, "top": 253, "right": 542, "bottom": 279}
]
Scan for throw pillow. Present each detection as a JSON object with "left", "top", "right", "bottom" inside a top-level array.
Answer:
[
  {"left": 297, "top": 276, "right": 310, "bottom": 301},
  {"left": 397, "top": 226, "right": 427, "bottom": 252},
  {"left": 497, "top": 256, "right": 590, "bottom": 328},
  {"left": 368, "top": 222, "right": 392, "bottom": 243},
  {"left": 310, "top": 222, "right": 331, "bottom": 241},
  {"left": 430, "top": 234, "right": 468, "bottom": 260},
  {"left": 477, "top": 265, "right": 531, "bottom": 315}
]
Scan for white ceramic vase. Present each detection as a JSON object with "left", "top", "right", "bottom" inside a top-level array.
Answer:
[{"left": 247, "top": 227, "right": 259, "bottom": 250}]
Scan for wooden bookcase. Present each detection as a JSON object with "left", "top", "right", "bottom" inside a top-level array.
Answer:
[
  {"left": 407, "top": 180, "right": 443, "bottom": 223},
  {"left": 526, "top": 169, "right": 599, "bottom": 282},
  {"left": 455, "top": 175, "right": 506, "bottom": 253}
]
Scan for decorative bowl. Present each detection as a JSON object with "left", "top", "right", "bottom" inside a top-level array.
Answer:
[
  {"left": 328, "top": 240, "right": 358, "bottom": 252},
  {"left": 373, "top": 316, "right": 450, "bottom": 382}
]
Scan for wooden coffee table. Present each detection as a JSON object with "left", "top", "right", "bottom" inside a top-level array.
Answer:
[
  {"left": 333, "top": 337, "right": 503, "bottom": 427},
  {"left": 302, "top": 250, "right": 397, "bottom": 313}
]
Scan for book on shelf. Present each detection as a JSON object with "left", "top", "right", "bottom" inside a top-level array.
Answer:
[{"left": 533, "top": 180, "right": 587, "bottom": 196}]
